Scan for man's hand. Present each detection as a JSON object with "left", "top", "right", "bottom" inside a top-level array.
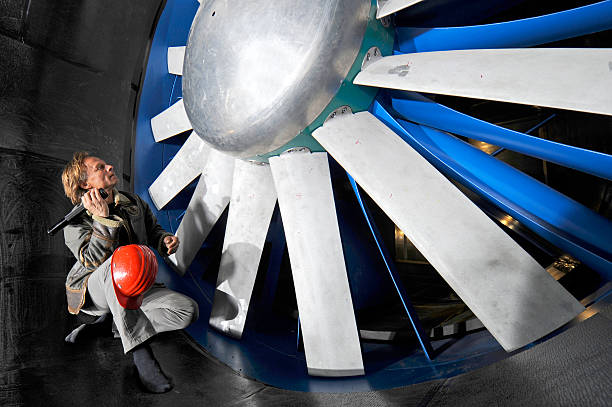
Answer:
[
  {"left": 164, "top": 235, "right": 180, "bottom": 255},
  {"left": 82, "top": 188, "right": 109, "bottom": 217}
]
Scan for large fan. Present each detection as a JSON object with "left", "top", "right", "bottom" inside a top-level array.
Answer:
[{"left": 144, "top": 0, "right": 612, "bottom": 377}]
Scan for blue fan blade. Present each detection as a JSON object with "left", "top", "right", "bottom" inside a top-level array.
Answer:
[
  {"left": 397, "top": 1, "right": 612, "bottom": 53},
  {"left": 391, "top": 94, "right": 612, "bottom": 181},
  {"left": 371, "top": 101, "right": 612, "bottom": 279}
]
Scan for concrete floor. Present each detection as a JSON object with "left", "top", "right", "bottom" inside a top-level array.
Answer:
[{"left": 3, "top": 299, "right": 611, "bottom": 406}]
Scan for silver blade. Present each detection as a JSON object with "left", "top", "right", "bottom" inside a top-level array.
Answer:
[
  {"left": 354, "top": 49, "right": 612, "bottom": 116},
  {"left": 167, "top": 46, "right": 185, "bottom": 76},
  {"left": 151, "top": 99, "right": 193, "bottom": 142},
  {"left": 167, "top": 149, "right": 235, "bottom": 275},
  {"left": 270, "top": 151, "right": 364, "bottom": 377},
  {"left": 377, "top": 0, "right": 426, "bottom": 18},
  {"left": 148, "top": 132, "right": 210, "bottom": 210},
  {"left": 312, "top": 111, "right": 584, "bottom": 352},
  {"left": 209, "top": 160, "right": 277, "bottom": 339}
]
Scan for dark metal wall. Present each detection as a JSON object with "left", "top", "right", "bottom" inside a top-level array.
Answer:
[{"left": 0, "top": 0, "right": 163, "bottom": 373}]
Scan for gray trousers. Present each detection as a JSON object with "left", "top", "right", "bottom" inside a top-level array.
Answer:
[{"left": 81, "top": 257, "right": 199, "bottom": 353}]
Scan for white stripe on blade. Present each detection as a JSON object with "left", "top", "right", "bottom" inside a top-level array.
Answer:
[
  {"left": 377, "top": 0, "right": 426, "bottom": 18},
  {"left": 312, "top": 112, "right": 584, "bottom": 352},
  {"left": 168, "top": 46, "right": 185, "bottom": 76},
  {"left": 270, "top": 151, "right": 364, "bottom": 377},
  {"left": 167, "top": 149, "right": 234, "bottom": 275},
  {"left": 148, "top": 132, "right": 210, "bottom": 210},
  {"left": 151, "top": 99, "right": 193, "bottom": 142},
  {"left": 209, "top": 160, "right": 277, "bottom": 339},
  {"left": 354, "top": 49, "right": 612, "bottom": 116}
]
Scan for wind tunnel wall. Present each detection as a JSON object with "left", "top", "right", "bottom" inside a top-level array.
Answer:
[{"left": 0, "top": 0, "right": 165, "bottom": 373}]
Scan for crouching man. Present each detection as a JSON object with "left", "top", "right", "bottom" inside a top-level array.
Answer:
[{"left": 61, "top": 152, "right": 199, "bottom": 393}]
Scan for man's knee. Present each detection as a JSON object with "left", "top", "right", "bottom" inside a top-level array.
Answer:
[
  {"left": 186, "top": 297, "right": 199, "bottom": 325},
  {"left": 174, "top": 296, "right": 199, "bottom": 329},
  {"left": 141, "top": 289, "right": 199, "bottom": 330}
]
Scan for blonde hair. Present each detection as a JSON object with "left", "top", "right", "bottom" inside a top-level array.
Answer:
[{"left": 62, "top": 152, "right": 90, "bottom": 204}]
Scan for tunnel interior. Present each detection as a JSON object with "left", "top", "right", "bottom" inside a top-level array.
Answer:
[{"left": 1, "top": 0, "right": 611, "bottom": 404}]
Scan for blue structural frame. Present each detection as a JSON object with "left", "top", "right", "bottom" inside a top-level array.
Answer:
[
  {"left": 390, "top": 94, "right": 612, "bottom": 181},
  {"left": 348, "top": 173, "right": 435, "bottom": 360},
  {"left": 134, "top": 0, "right": 612, "bottom": 393},
  {"left": 491, "top": 113, "right": 557, "bottom": 157},
  {"left": 397, "top": 0, "right": 612, "bottom": 52},
  {"left": 491, "top": 114, "right": 557, "bottom": 157},
  {"left": 371, "top": 101, "right": 612, "bottom": 280}
]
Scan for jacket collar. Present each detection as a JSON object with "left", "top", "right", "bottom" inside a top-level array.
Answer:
[{"left": 113, "top": 189, "right": 131, "bottom": 207}]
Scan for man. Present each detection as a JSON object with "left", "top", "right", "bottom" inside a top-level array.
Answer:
[{"left": 61, "top": 151, "right": 198, "bottom": 393}]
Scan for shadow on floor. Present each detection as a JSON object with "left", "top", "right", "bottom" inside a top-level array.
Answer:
[{"left": 2, "top": 301, "right": 612, "bottom": 406}]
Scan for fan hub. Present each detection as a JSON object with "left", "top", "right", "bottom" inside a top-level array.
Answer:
[{"left": 183, "top": 0, "right": 389, "bottom": 159}]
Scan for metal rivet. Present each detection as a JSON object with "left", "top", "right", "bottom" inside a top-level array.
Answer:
[
  {"left": 324, "top": 105, "right": 353, "bottom": 124},
  {"left": 361, "top": 46, "right": 382, "bottom": 69},
  {"left": 281, "top": 147, "right": 311, "bottom": 156}
]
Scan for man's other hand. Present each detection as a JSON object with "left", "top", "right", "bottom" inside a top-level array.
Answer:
[
  {"left": 164, "top": 235, "right": 180, "bottom": 255},
  {"left": 82, "top": 188, "right": 109, "bottom": 217}
]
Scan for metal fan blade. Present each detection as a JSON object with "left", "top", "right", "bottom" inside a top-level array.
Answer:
[
  {"left": 168, "top": 46, "right": 185, "bottom": 75},
  {"left": 377, "top": 0, "right": 426, "bottom": 18},
  {"left": 148, "top": 132, "right": 210, "bottom": 210},
  {"left": 312, "top": 111, "right": 584, "bottom": 352},
  {"left": 354, "top": 49, "right": 612, "bottom": 116},
  {"left": 209, "top": 160, "right": 277, "bottom": 339},
  {"left": 269, "top": 151, "right": 364, "bottom": 377},
  {"left": 167, "top": 149, "right": 234, "bottom": 275},
  {"left": 151, "top": 99, "right": 193, "bottom": 142}
]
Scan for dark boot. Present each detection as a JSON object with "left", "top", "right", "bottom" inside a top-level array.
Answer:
[
  {"left": 132, "top": 343, "right": 173, "bottom": 393},
  {"left": 64, "top": 314, "right": 110, "bottom": 343}
]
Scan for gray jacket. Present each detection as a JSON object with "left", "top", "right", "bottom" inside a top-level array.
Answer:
[{"left": 63, "top": 190, "right": 172, "bottom": 314}]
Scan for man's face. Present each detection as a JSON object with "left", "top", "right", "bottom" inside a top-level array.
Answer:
[{"left": 81, "top": 156, "right": 118, "bottom": 191}]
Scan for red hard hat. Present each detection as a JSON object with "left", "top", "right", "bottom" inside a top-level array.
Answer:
[{"left": 110, "top": 244, "right": 158, "bottom": 309}]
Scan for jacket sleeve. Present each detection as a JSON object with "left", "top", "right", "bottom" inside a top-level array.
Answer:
[
  {"left": 140, "top": 197, "right": 173, "bottom": 257},
  {"left": 64, "top": 214, "right": 124, "bottom": 270}
]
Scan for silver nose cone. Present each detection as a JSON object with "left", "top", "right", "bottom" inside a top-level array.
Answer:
[{"left": 183, "top": 0, "right": 371, "bottom": 158}]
